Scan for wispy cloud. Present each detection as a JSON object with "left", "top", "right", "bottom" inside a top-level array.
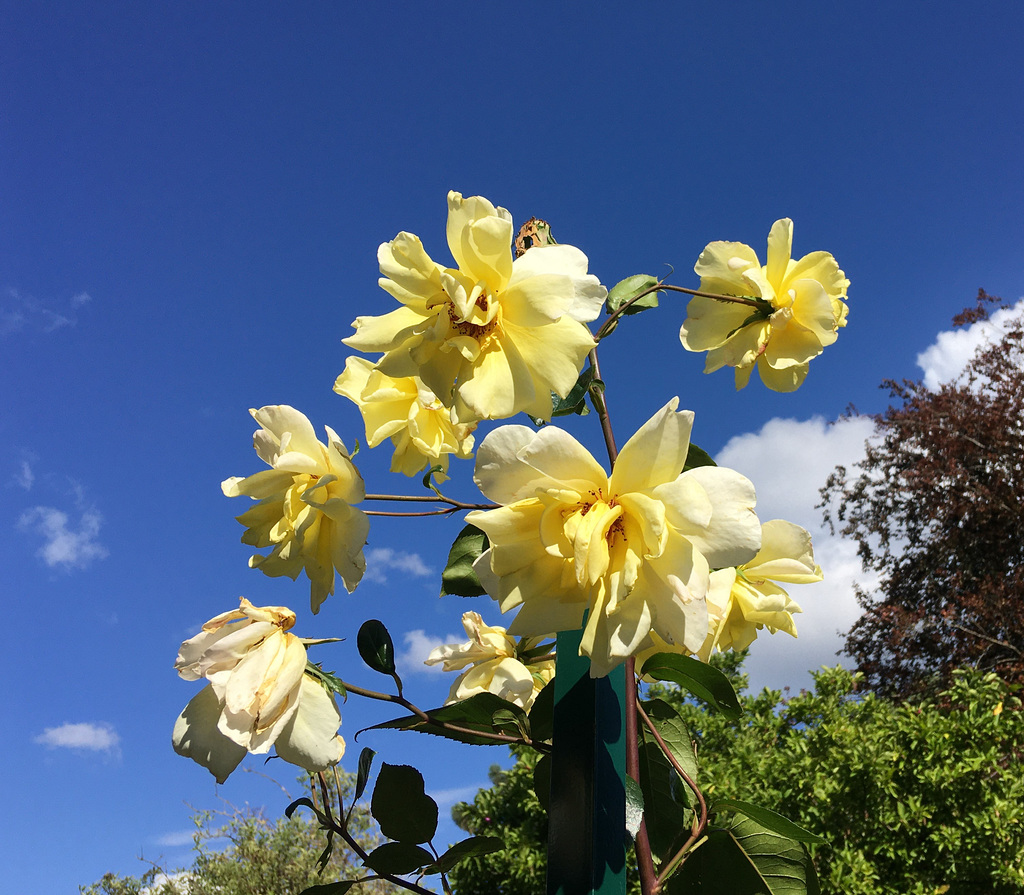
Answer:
[
  {"left": 363, "top": 547, "right": 432, "bottom": 584},
  {"left": 14, "top": 460, "right": 34, "bottom": 491},
  {"left": 716, "top": 414, "right": 877, "bottom": 693},
  {"left": 34, "top": 722, "right": 120, "bottom": 753},
  {"left": 18, "top": 506, "right": 109, "bottom": 569},
  {"left": 396, "top": 628, "right": 461, "bottom": 676},
  {"left": 916, "top": 298, "right": 1024, "bottom": 390},
  {"left": 153, "top": 831, "right": 196, "bottom": 848},
  {"left": 428, "top": 784, "right": 485, "bottom": 809},
  {"left": 1, "top": 287, "right": 92, "bottom": 336}
]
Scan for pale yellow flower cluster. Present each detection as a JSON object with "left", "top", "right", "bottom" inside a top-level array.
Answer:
[
  {"left": 424, "top": 611, "right": 554, "bottom": 711},
  {"left": 466, "top": 399, "right": 762, "bottom": 677},
  {"left": 698, "top": 519, "right": 822, "bottom": 658},
  {"left": 334, "top": 357, "right": 475, "bottom": 481},
  {"left": 172, "top": 598, "right": 344, "bottom": 783},
  {"left": 680, "top": 219, "right": 848, "bottom": 391},
  {"left": 340, "top": 193, "right": 606, "bottom": 479},
  {"left": 222, "top": 405, "right": 368, "bottom": 613}
]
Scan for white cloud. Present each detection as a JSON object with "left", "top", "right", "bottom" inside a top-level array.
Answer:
[
  {"left": 1, "top": 287, "right": 90, "bottom": 335},
  {"left": 428, "top": 784, "right": 485, "bottom": 809},
  {"left": 34, "top": 722, "right": 120, "bottom": 753},
  {"left": 18, "top": 506, "right": 109, "bottom": 569},
  {"left": 916, "top": 298, "right": 1024, "bottom": 389},
  {"left": 153, "top": 831, "right": 196, "bottom": 848},
  {"left": 14, "top": 460, "right": 34, "bottom": 491},
  {"left": 397, "top": 628, "right": 461, "bottom": 676},
  {"left": 715, "top": 415, "right": 877, "bottom": 693},
  {"left": 363, "top": 547, "right": 432, "bottom": 584}
]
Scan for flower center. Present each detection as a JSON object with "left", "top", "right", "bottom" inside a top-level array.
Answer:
[{"left": 446, "top": 296, "right": 500, "bottom": 342}]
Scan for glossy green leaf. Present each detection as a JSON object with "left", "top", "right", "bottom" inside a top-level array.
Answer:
[
  {"left": 299, "top": 881, "right": 359, "bottom": 895},
  {"left": 361, "top": 693, "right": 528, "bottom": 746},
  {"left": 551, "top": 366, "right": 595, "bottom": 417},
  {"left": 425, "top": 836, "right": 505, "bottom": 875},
  {"left": 642, "top": 698, "right": 698, "bottom": 785},
  {"left": 715, "top": 800, "right": 824, "bottom": 844},
  {"left": 625, "top": 776, "right": 645, "bottom": 839},
  {"left": 354, "top": 747, "right": 376, "bottom": 801},
  {"left": 357, "top": 620, "right": 396, "bottom": 675},
  {"left": 683, "top": 443, "right": 717, "bottom": 471},
  {"left": 606, "top": 274, "right": 661, "bottom": 316},
  {"left": 440, "top": 524, "right": 490, "bottom": 597},
  {"left": 641, "top": 652, "right": 743, "bottom": 720},
  {"left": 370, "top": 764, "right": 438, "bottom": 844},
  {"left": 527, "top": 678, "right": 556, "bottom": 743},
  {"left": 363, "top": 842, "right": 435, "bottom": 875},
  {"left": 638, "top": 741, "right": 691, "bottom": 859}
]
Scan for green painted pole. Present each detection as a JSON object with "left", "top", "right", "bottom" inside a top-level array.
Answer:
[{"left": 547, "top": 628, "right": 627, "bottom": 895}]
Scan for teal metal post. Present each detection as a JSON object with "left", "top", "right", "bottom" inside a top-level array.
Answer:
[{"left": 547, "top": 628, "right": 627, "bottom": 895}]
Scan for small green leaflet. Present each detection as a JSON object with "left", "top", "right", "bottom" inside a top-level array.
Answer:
[{"left": 440, "top": 524, "right": 489, "bottom": 597}]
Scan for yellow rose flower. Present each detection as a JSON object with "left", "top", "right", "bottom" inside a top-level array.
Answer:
[
  {"left": 344, "top": 191, "right": 606, "bottom": 423},
  {"left": 424, "top": 611, "right": 554, "bottom": 711},
  {"left": 172, "top": 598, "right": 345, "bottom": 783},
  {"left": 334, "top": 356, "right": 475, "bottom": 481},
  {"left": 698, "top": 519, "right": 823, "bottom": 659},
  {"left": 680, "top": 219, "right": 849, "bottom": 392},
  {"left": 222, "top": 405, "right": 368, "bottom": 613},
  {"left": 466, "top": 398, "right": 762, "bottom": 677}
]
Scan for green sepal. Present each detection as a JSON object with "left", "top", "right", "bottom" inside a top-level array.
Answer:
[
  {"left": 304, "top": 662, "right": 347, "bottom": 702},
  {"left": 440, "top": 524, "right": 490, "bottom": 597},
  {"left": 641, "top": 652, "right": 743, "bottom": 720},
  {"left": 370, "top": 763, "right": 438, "bottom": 844}
]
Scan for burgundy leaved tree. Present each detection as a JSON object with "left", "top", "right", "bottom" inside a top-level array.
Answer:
[{"left": 822, "top": 291, "right": 1024, "bottom": 698}]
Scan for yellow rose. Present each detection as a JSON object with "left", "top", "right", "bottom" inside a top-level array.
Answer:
[
  {"left": 222, "top": 405, "right": 368, "bottom": 613},
  {"left": 334, "top": 356, "right": 475, "bottom": 481},
  {"left": 424, "top": 611, "right": 554, "bottom": 710},
  {"left": 172, "top": 598, "right": 345, "bottom": 783},
  {"left": 698, "top": 519, "right": 823, "bottom": 659},
  {"left": 344, "top": 191, "right": 606, "bottom": 423},
  {"left": 466, "top": 399, "right": 762, "bottom": 677},
  {"left": 680, "top": 219, "right": 849, "bottom": 391}
]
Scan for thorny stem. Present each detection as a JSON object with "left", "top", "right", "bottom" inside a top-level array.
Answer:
[
  {"left": 636, "top": 701, "right": 709, "bottom": 891},
  {"left": 315, "top": 772, "right": 438, "bottom": 895},
  {"left": 594, "top": 282, "right": 767, "bottom": 343},
  {"left": 627, "top": 658, "right": 658, "bottom": 895},
  {"left": 339, "top": 679, "right": 534, "bottom": 748}
]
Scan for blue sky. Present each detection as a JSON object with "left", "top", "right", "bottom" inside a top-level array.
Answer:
[{"left": 3, "top": 3, "right": 1023, "bottom": 892}]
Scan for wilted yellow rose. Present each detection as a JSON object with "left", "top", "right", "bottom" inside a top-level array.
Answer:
[
  {"left": 222, "top": 405, "right": 368, "bottom": 613},
  {"left": 680, "top": 219, "right": 849, "bottom": 392},
  {"left": 172, "top": 598, "right": 345, "bottom": 783},
  {"left": 466, "top": 398, "right": 762, "bottom": 677},
  {"left": 343, "top": 191, "right": 606, "bottom": 423},
  {"left": 698, "top": 519, "right": 823, "bottom": 659},
  {"left": 334, "top": 356, "right": 475, "bottom": 481},
  {"left": 424, "top": 611, "right": 554, "bottom": 710}
]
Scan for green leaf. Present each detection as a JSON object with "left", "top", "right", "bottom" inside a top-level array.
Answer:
[
  {"left": 425, "top": 836, "right": 505, "bottom": 874},
  {"left": 606, "top": 274, "right": 661, "bottom": 316},
  {"left": 420, "top": 464, "right": 446, "bottom": 495},
  {"left": 683, "top": 442, "right": 717, "bottom": 471},
  {"left": 551, "top": 366, "right": 595, "bottom": 417},
  {"left": 725, "top": 814, "right": 819, "bottom": 895},
  {"left": 625, "top": 776, "right": 645, "bottom": 839},
  {"left": 363, "top": 842, "right": 435, "bottom": 875},
  {"left": 638, "top": 740, "right": 691, "bottom": 859},
  {"left": 641, "top": 652, "right": 743, "bottom": 720},
  {"left": 492, "top": 707, "right": 531, "bottom": 739},
  {"left": 370, "top": 764, "right": 438, "bottom": 844},
  {"left": 284, "top": 797, "right": 329, "bottom": 827},
  {"left": 667, "top": 828, "right": 768, "bottom": 894},
  {"left": 440, "top": 524, "right": 490, "bottom": 597},
  {"left": 360, "top": 692, "right": 528, "bottom": 745},
  {"left": 527, "top": 678, "right": 556, "bottom": 743},
  {"left": 357, "top": 620, "right": 396, "bottom": 675},
  {"left": 354, "top": 747, "right": 376, "bottom": 801},
  {"left": 642, "top": 698, "right": 699, "bottom": 786},
  {"left": 304, "top": 662, "right": 347, "bottom": 701},
  {"left": 714, "top": 800, "right": 824, "bottom": 844},
  {"left": 299, "top": 881, "right": 359, "bottom": 895}
]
